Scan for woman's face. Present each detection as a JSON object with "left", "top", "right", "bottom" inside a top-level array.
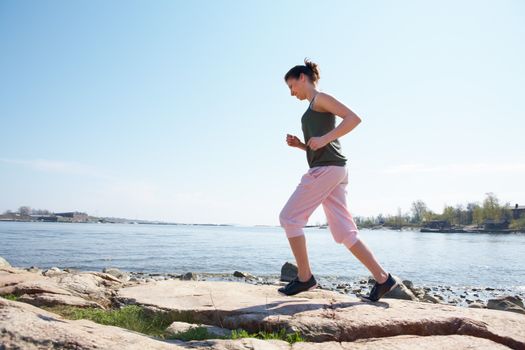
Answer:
[{"left": 286, "top": 74, "right": 307, "bottom": 100}]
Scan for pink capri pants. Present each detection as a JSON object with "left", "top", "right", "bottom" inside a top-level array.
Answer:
[{"left": 279, "top": 165, "right": 360, "bottom": 248}]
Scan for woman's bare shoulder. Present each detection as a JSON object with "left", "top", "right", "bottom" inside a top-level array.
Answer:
[
  {"left": 312, "top": 92, "right": 335, "bottom": 113},
  {"left": 315, "top": 92, "right": 356, "bottom": 119}
]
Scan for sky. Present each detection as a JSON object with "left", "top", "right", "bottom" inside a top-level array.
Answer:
[{"left": 1, "top": 1, "right": 524, "bottom": 226}]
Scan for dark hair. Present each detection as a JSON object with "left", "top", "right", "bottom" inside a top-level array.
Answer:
[{"left": 284, "top": 57, "right": 320, "bottom": 85}]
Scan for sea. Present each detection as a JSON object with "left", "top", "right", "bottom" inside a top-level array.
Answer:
[{"left": 1, "top": 221, "right": 524, "bottom": 293}]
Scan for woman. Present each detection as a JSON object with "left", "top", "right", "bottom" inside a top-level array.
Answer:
[{"left": 278, "top": 58, "right": 398, "bottom": 302}]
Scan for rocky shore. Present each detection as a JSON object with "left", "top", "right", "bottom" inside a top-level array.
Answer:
[{"left": 1, "top": 256, "right": 525, "bottom": 349}]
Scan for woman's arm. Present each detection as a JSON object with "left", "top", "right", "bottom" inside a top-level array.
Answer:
[
  {"left": 306, "top": 92, "right": 362, "bottom": 151},
  {"left": 286, "top": 134, "right": 308, "bottom": 151}
]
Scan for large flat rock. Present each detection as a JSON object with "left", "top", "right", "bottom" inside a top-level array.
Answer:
[
  {"left": 117, "top": 280, "right": 525, "bottom": 349},
  {"left": 0, "top": 267, "right": 127, "bottom": 309},
  {"left": 0, "top": 298, "right": 511, "bottom": 349}
]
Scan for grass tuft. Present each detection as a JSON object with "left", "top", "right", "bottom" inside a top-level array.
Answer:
[{"left": 35, "top": 304, "right": 304, "bottom": 343}]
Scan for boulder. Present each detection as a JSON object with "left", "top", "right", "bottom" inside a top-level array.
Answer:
[
  {"left": 468, "top": 302, "right": 486, "bottom": 309},
  {"left": 402, "top": 279, "right": 414, "bottom": 289},
  {"left": 1, "top": 267, "right": 124, "bottom": 308},
  {"left": 233, "top": 271, "right": 255, "bottom": 279},
  {"left": 382, "top": 278, "right": 418, "bottom": 301},
  {"left": 280, "top": 262, "right": 298, "bottom": 282},
  {"left": 17, "top": 292, "right": 105, "bottom": 308},
  {"left": 166, "top": 321, "right": 231, "bottom": 338},
  {"left": 181, "top": 272, "right": 197, "bottom": 280},
  {"left": 43, "top": 267, "right": 67, "bottom": 277},
  {"left": 0, "top": 267, "right": 47, "bottom": 295},
  {"left": 487, "top": 296, "right": 525, "bottom": 315},
  {"left": 103, "top": 267, "right": 130, "bottom": 282}
]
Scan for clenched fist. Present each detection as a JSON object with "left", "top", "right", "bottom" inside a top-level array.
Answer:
[
  {"left": 286, "top": 134, "right": 303, "bottom": 148},
  {"left": 306, "top": 136, "right": 329, "bottom": 151}
]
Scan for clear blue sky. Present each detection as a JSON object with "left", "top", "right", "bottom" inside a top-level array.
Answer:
[{"left": 1, "top": 1, "right": 524, "bottom": 225}]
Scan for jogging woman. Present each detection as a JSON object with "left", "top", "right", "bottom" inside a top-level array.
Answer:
[{"left": 278, "top": 58, "right": 398, "bottom": 302}]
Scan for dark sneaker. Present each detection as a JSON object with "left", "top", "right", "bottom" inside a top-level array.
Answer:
[
  {"left": 360, "top": 273, "right": 398, "bottom": 302},
  {"left": 278, "top": 275, "right": 318, "bottom": 296}
]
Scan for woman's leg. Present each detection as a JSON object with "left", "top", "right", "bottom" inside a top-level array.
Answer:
[
  {"left": 279, "top": 166, "right": 347, "bottom": 282},
  {"left": 348, "top": 240, "right": 388, "bottom": 284},
  {"left": 287, "top": 235, "right": 312, "bottom": 282},
  {"left": 321, "top": 169, "right": 389, "bottom": 284}
]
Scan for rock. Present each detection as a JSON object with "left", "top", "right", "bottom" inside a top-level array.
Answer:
[
  {"left": 422, "top": 294, "right": 441, "bottom": 304},
  {"left": 0, "top": 257, "right": 11, "bottom": 268},
  {"left": 504, "top": 295, "right": 524, "bottom": 308},
  {"left": 63, "top": 267, "right": 79, "bottom": 273},
  {"left": 280, "top": 262, "right": 297, "bottom": 282},
  {"left": 381, "top": 278, "right": 418, "bottom": 301},
  {"left": 0, "top": 266, "right": 47, "bottom": 295},
  {"left": 1, "top": 268, "right": 124, "bottom": 309},
  {"left": 487, "top": 296, "right": 525, "bottom": 315},
  {"left": 181, "top": 272, "right": 197, "bottom": 280},
  {"left": 468, "top": 302, "right": 485, "bottom": 309},
  {"left": 25, "top": 266, "right": 42, "bottom": 274},
  {"left": 50, "top": 272, "right": 122, "bottom": 298},
  {"left": 11, "top": 280, "right": 74, "bottom": 297},
  {"left": 116, "top": 279, "right": 525, "bottom": 348},
  {"left": 17, "top": 292, "right": 104, "bottom": 308},
  {"left": 2, "top": 287, "right": 523, "bottom": 349},
  {"left": 410, "top": 287, "right": 426, "bottom": 298},
  {"left": 166, "top": 321, "right": 231, "bottom": 338},
  {"left": 102, "top": 267, "right": 130, "bottom": 281},
  {"left": 402, "top": 279, "right": 414, "bottom": 289},
  {"left": 0, "top": 298, "right": 183, "bottom": 349},
  {"left": 233, "top": 271, "right": 255, "bottom": 279},
  {"left": 434, "top": 294, "right": 445, "bottom": 301},
  {"left": 43, "top": 267, "right": 66, "bottom": 277}
]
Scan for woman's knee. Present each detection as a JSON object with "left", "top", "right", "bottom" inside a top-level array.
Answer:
[
  {"left": 333, "top": 230, "right": 360, "bottom": 248},
  {"left": 279, "top": 208, "right": 306, "bottom": 238}
]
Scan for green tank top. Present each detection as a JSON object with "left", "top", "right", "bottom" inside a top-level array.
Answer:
[{"left": 301, "top": 93, "right": 347, "bottom": 168}]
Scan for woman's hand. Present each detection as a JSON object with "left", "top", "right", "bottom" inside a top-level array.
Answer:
[
  {"left": 307, "top": 135, "right": 330, "bottom": 151},
  {"left": 286, "top": 134, "right": 306, "bottom": 150}
]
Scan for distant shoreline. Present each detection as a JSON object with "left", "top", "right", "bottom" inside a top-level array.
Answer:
[{"left": 1, "top": 219, "right": 525, "bottom": 233}]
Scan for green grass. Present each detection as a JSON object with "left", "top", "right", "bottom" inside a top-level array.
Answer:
[
  {"left": 167, "top": 327, "right": 304, "bottom": 344},
  {"left": 1, "top": 294, "right": 19, "bottom": 301},
  {"left": 168, "top": 326, "right": 224, "bottom": 341},
  {"left": 36, "top": 304, "right": 304, "bottom": 343},
  {"left": 4, "top": 299, "right": 305, "bottom": 344},
  {"left": 231, "top": 328, "right": 304, "bottom": 343},
  {"left": 40, "top": 304, "right": 185, "bottom": 338}
]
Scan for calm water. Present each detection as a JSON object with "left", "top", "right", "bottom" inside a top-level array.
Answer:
[{"left": 1, "top": 221, "right": 524, "bottom": 291}]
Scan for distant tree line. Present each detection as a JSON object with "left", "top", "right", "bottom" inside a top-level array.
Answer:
[
  {"left": 353, "top": 193, "right": 525, "bottom": 230},
  {"left": 2, "top": 206, "right": 53, "bottom": 216}
]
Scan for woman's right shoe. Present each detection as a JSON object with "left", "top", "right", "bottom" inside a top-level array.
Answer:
[
  {"left": 360, "top": 273, "right": 398, "bottom": 302},
  {"left": 278, "top": 275, "right": 318, "bottom": 296}
]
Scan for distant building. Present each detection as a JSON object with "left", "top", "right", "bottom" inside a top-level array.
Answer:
[
  {"left": 511, "top": 204, "right": 525, "bottom": 220},
  {"left": 422, "top": 220, "right": 451, "bottom": 230},
  {"left": 483, "top": 219, "right": 509, "bottom": 231},
  {"left": 30, "top": 214, "right": 58, "bottom": 222},
  {"left": 54, "top": 211, "right": 88, "bottom": 222}
]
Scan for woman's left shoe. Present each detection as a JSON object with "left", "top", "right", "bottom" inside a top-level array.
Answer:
[
  {"left": 278, "top": 275, "right": 318, "bottom": 296},
  {"left": 360, "top": 273, "right": 398, "bottom": 302}
]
